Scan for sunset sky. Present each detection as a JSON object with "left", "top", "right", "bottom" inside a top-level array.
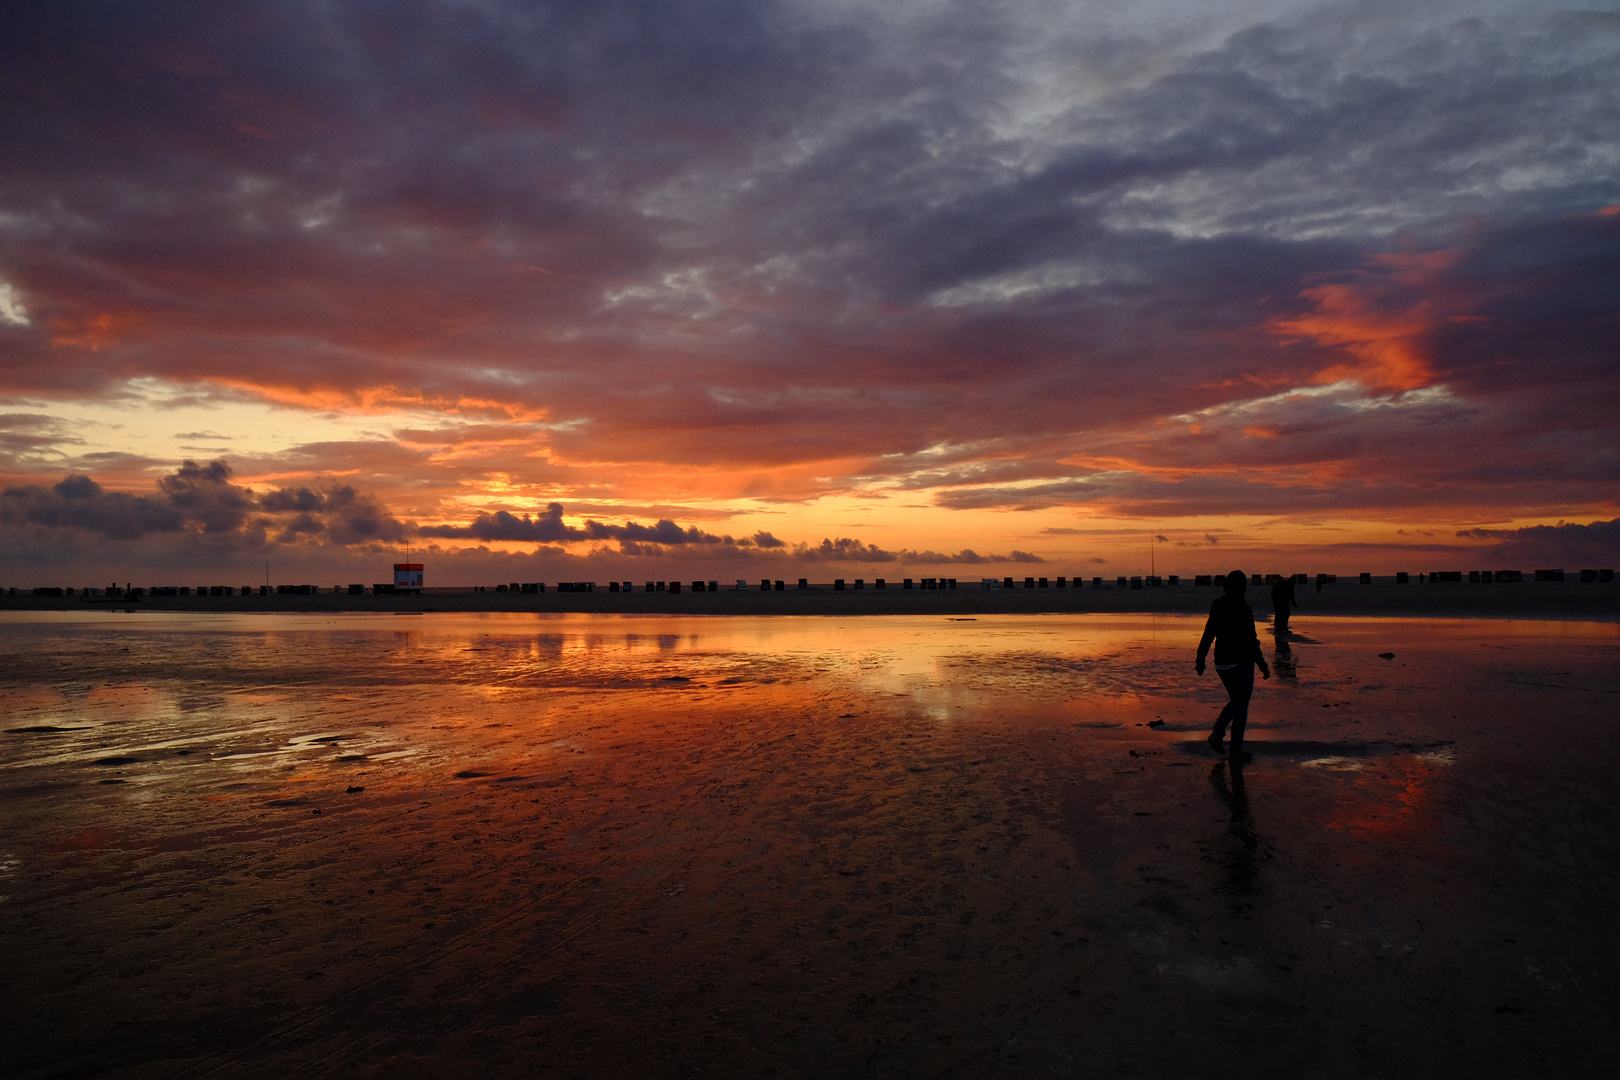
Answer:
[{"left": 3, "top": 0, "right": 1618, "bottom": 585}]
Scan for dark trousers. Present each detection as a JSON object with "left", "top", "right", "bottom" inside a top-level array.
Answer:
[{"left": 1212, "top": 664, "right": 1255, "bottom": 748}]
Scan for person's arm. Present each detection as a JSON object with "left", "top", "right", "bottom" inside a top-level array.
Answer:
[
  {"left": 1195, "top": 601, "right": 1218, "bottom": 674},
  {"left": 1249, "top": 610, "right": 1271, "bottom": 678}
]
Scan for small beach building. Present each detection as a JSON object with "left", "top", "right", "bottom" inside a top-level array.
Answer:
[{"left": 394, "top": 563, "right": 423, "bottom": 594}]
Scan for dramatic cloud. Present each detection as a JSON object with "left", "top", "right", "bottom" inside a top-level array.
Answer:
[
  {"left": 409, "top": 503, "right": 1044, "bottom": 564},
  {"left": 792, "top": 538, "right": 902, "bottom": 564},
  {"left": 157, "top": 460, "right": 254, "bottom": 534},
  {"left": 419, "top": 503, "right": 786, "bottom": 548},
  {"left": 2, "top": 467, "right": 1050, "bottom": 579},
  {"left": 419, "top": 505, "right": 580, "bottom": 544},
  {"left": 1457, "top": 519, "right": 1620, "bottom": 568},
  {"left": 1, "top": 461, "right": 406, "bottom": 551},
  {"left": 1, "top": 474, "right": 186, "bottom": 540},
  {"left": 1, "top": 1, "right": 1616, "bottom": 578},
  {"left": 790, "top": 538, "right": 1044, "bottom": 566},
  {"left": 915, "top": 549, "right": 1045, "bottom": 566}
]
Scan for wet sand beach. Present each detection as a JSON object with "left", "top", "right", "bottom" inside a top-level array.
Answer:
[{"left": 2, "top": 611, "right": 1617, "bottom": 1078}]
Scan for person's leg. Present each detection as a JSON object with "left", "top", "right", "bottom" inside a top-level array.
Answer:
[
  {"left": 1210, "top": 664, "right": 1243, "bottom": 751},
  {"left": 1211, "top": 693, "right": 1235, "bottom": 739},
  {"left": 1216, "top": 664, "right": 1254, "bottom": 751}
]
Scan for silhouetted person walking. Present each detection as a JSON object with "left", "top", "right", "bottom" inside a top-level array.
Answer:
[
  {"left": 1196, "top": 570, "right": 1270, "bottom": 761},
  {"left": 1270, "top": 574, "right": 1297, "bottom": 636}
]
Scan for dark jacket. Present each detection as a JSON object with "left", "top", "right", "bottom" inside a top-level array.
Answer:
[{"left": 1197, "top": 594, "right": 1265, "bottom": 667}]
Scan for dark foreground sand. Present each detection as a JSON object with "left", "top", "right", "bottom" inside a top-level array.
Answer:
[{"left": 1, "top": 612, "right": 1616, "bottom": 1078}]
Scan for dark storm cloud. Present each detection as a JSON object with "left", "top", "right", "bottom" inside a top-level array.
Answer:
[
  {"left": 0, "top": 0, "right": 1616, "bottom": 522},
  {"left": 421, "top": 503, "right": 786, "bottom": 549},
  {"left": 419, "top": 505, "right": 582, "bottom": 544},
  {"left": 587, "top": 519, "right": 734, "bottom": 547},
  {"left": 1, "top": 461, "right": 406, "bottom": 547},
  {"left": 409, "top": 502, "right": 1043, "bottom": 563},
  {"left": 1, "top": 474, "right": 186, "bottom": 539},
  {"left": 157, "top": 459, "right": 254, "bottom": 534},
  {"left": 1457, "top": 519, "right": 1620, "bottom": 567},
  {"left": 789, "top": 538, "right": 1044, "bottom": 565},
  {"left": 5, "top": 462, "right": 972, "bottom": 568},
  {"left": 791, "top": 538, "right": 900, "bottom": 564},
  {"left": 257, "top": 483, "right": 407, "bottom": 543},
  {"left": 297, "top": 486, "right": 410, "bottom": 546},
  {"left": 915, "top": 549, "right": 1045, "bottom": 566}
]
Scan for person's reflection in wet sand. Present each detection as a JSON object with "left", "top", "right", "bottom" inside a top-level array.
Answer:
[
  {"left": 1209, "top": 759, "right": 1260, "bottom": 904},
  {"left": 1273, "top": 638, "right": 1297, "bottom": 681}
]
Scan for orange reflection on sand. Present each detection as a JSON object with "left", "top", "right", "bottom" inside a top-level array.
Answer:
[{"left": 1322, "top": 757, "right": 1446, "bottom": 847}]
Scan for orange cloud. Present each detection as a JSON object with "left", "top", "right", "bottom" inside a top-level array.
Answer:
[
  {"left": 1268, "top": 248, "right": 1461, "bottom": 392},
  {"left": 49, "top": 312, "right": 150, "bottom": 352},
  {"left": 208, "top": 379, "right": 553, "bottom": 423}
]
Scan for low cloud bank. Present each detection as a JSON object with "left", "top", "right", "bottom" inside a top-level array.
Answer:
[
  {"left": 1, "top": 465, "right": 1044, "bottom": 569},
  {"left": 9, "top": 464, "right": 1612, "bottom": 580},
  {"left": 1456, "top": 519, "right": 1620, "bottom": 567},
  {"left": 419, "top": 504, "right": 785, "bottom": 550},
  {"left": 791, "top": 538, "right": 1043, "bottom": 565},
  {"left": 2, "top": 461, "right": 407, "bottom": 548}
]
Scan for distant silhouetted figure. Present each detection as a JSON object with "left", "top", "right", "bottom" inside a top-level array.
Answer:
[
  {"left": 1196, "top": 570, "right": 1270, "bottom": 761},
  {"left": 1269, "top": 574, "right": 1297, "bottom": 636}
]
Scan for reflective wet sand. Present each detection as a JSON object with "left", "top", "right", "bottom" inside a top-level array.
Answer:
[{"left": 2, "top": 612, "right": 1617, "bottom": 1077}]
